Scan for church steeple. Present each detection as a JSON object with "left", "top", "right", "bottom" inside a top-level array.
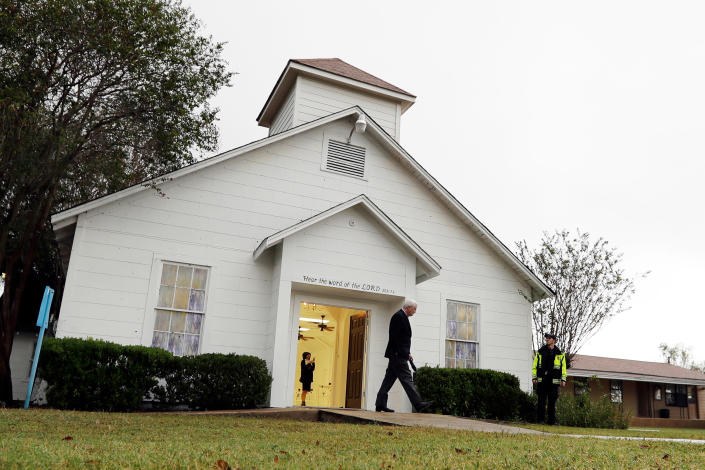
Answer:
[{"left": 257, "top": 58, "right": 415, "bottom": 141}]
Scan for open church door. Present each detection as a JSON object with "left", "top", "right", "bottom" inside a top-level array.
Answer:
[{"left": 345, "top": 312, "right": 367, "bottom": 408}]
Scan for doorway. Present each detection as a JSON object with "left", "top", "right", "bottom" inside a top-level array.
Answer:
[{"left": 293, "top": 302, "right": 368, "bottom": 408}]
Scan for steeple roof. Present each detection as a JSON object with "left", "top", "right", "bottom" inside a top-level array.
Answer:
[{"left": 291, "top": 58, "right": 415, "bottom": 97}]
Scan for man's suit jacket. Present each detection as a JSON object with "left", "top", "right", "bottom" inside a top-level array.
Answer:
[{"left": 384, "top": 309, "right": 412, "bottom": 359}]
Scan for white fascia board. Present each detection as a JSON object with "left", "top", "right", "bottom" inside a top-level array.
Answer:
[
  {"left": 51, "top": 108, "right": 362, "bottom": 226},
  {"left": 253, "top": 194, "right": 441, "bottom": 281},
  {"left": 358, "top": 116, "right": 554, "bottom": 300},
  {"left": 569, "top": 371, "right": 705, "bottom": 386},
  {"left": 52, "top": 215, "right": 77, "bottom": 231}
]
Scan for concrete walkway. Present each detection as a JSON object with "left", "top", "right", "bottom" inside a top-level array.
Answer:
[
  {"left": 560, "top": 434, "right": 705, "bottom": 445},
  {"left": 323, "top": 409, "right": 541, "bottom": 434},
  {"left": 173, "top": 407, "right": 540, "bottom": 434}
]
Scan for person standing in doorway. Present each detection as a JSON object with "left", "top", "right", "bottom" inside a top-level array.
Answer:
[
  {"left": 532, "top": 333, "right": 567, "bottom": 424},
  {"left": 299, "top": 352, "right": 315, "bottom": 406},
  {"left": 375, "top": 299, "right": 431, "bottom": 413}
]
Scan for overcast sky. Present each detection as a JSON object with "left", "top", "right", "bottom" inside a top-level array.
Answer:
[{"left": 183, "top": 0, "right": 705, "bottom": 363}]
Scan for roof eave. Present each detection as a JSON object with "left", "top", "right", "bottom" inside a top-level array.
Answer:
[
  {"left": 252, "top": 194, "right": 441, "bottom": 284},
  {"left": 359, "top": 117, "right": 554, "bottom": 300},
  {"left": 569, "top": 370, "right": 705, "bottom": 386},
  {"left": 52, "top": 108, "right": 363, "bottom": 227}
]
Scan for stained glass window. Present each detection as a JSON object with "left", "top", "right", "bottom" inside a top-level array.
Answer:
[
  {"left": 152, "top": 262, "right": 208, "bottom": 356},
  {"left": 445, "top": 301, "right": 478, "bottom": 369}
]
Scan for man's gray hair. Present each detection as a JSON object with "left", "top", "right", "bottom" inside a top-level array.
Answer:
[{"left": 402, "top": 299, "right": 417, "bottom": 309}]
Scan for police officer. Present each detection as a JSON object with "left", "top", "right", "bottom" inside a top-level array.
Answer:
[{"left": 532, "top": 333, "right": 566, "bottom": 425}]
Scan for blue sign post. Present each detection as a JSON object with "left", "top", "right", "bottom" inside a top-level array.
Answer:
[{"left": 24, "top": 286, "right": 54, "bottom": 409}]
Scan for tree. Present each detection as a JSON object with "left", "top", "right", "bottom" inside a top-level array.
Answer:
[
  {"left": 516, "top": 230, "right": 642, "bottom": 364},
  {"left": 658, "top": 343, "right": 705, "bottom": 373},
  {"left": 658, "top": 343, "right": 692, "bottom": 367},
  {"left": 0, "top": 0, "right": 231, "bottom": 403}
]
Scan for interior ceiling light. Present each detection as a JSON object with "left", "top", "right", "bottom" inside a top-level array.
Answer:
[{"left": 300, "top": 316, "right": 329, "bottom": 323}]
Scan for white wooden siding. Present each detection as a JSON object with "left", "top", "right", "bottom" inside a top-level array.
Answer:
[
  {"left": 269, "top": 88, "right": 295, "bottom": 136},
  {"left": 293, "top": 76, "right": 400, "bottom": 139},
  {"left": 56, "top": 117, "right": 534, "bottom": 390}
]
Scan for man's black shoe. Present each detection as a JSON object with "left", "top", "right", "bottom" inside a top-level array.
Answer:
[
  {"left": 415, "top": 401, "right": 432, "bottom": 412},
  {"left": 375, "top": 406, "right": 394, "bottom": 412}
]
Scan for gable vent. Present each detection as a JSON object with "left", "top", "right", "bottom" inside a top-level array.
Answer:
[{"left": 326, "top": 140, "right": 366, "bottom": 178}]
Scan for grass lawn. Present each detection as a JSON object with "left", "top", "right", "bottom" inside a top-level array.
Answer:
[
  {"left": 2, "top": 409, "right": 705, "bottom": 469},
  {"left": 517, "top": 423, "right": 705, "bottom": 440}
]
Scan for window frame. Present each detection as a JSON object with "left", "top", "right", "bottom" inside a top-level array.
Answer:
[
  {"left": 574, "top": 379, "right": 588, "bottom": 396},
  {"left": 444, "top": 300, "right": 480, "bottom": 370},
  {"left": 610, "top": 380, "right": 624, "bottom": 403},
  {"left": 150, "top": 260, "right": 211, "bottom": 356},
  {"left": 665, "top": 384, "right": 688, "bottom": 407}
]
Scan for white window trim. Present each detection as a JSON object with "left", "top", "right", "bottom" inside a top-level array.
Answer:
[
  {"left": 141, "top": 253, "right": 217, "bottom": 353},
  {"left": 153, "top": 261, "right": 210, "bottom": 355},
  {"left": 443, "top": 299, "right": 480, "bottom": 369}
]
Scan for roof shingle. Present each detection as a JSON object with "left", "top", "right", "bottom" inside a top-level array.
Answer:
[
  {"left": 570, "top": 354, "right": 705, "bottom": 384},
  {"left": 292, "top": 58, "right": 415, "bottom": 97}
]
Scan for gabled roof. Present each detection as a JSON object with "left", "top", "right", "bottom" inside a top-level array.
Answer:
[
  {"left": 253, "top": 194, "right": 441, "bottom": 284},
  {"left": 570, "top": 355, "right": 705, "bottom": 386},
  {"left": 51, "top": 106, "right": 553, "bottom": 300},
  {"left": 257, "top": 59, "right": 416, "bottom": 128}
]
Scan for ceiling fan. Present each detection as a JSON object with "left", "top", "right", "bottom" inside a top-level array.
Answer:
[
  {"left": 317, "top": 314, "right": 335, "bottom": 332},
  {"left": 298, "top": 327, "right": 313, "bottom": 341}
]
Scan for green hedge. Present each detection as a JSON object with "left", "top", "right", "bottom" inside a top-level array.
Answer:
[
  {"left": 158, "top": 354, "right": 273, "bottom": 410},
  {"left": 39, "top": 337, "right": 272, "bottom": 411},
  {"left": 415, "top": 367, "right": 523, "bottom": 420}
]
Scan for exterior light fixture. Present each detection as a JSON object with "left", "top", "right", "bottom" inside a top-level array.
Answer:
[{"left": 347, "top": 113, "right": 367, "bottom": 143}]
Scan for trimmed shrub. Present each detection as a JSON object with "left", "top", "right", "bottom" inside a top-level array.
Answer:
[
  {"left": 556, "top": 391, "right": 631, "bottom": 429},
  {"left": 39, "top": 337, "right": 172, "bottom": 411},
  {"left": 177, "top": 353, "right": 272, "bottom": 410},
  {"left": 415, "top": 367, "right": 523, "bottom": 420},
  {"left": 39, "top": 337, "right": 272, "bottom": 411}
]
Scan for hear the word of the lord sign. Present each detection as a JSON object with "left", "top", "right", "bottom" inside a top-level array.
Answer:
[{"left": 302, "top": 275, "right": 396, "bottom": 295}]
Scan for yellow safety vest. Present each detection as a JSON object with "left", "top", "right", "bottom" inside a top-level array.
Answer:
[{"left": 532, "top": 349, "right": 567, "bottom": 385}]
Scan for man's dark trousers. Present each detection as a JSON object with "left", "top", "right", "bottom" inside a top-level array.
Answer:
[
  {"left": 375, "top": 354, "right": 423, "bottom": 409},
  {"left": 537, "top": 381, "right": 559, "bottom": 424}
]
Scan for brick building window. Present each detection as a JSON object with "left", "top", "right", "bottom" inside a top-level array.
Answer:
[{"left": 610, "top": 380, "right": 623, "bottom": 403}]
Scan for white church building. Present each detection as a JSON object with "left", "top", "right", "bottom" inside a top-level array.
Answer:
[{"left": 50, "top": 58, "right": 552, "bottom": 411}]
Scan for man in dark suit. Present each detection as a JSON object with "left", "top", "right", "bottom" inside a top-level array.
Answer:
[{"left": 375, "top": 299, "right": 431, "bottom": 413}]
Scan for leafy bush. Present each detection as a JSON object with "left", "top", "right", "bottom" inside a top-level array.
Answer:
[
  {"left": 517, "top": 390, "right": 538, "bottom": 423},
  {"left": 415, "top": 367, "right": 523, "bottom": 420},
  {"left": 39, "top": 337, "right": 271, "bottom": 411},
  {"left": 556, "top": 389, "right": 631, "bottom": 428},
  {"left": 177, "top": 354, "right": 272, "bottom": 410},
  {"left": 39, "top": 337, "right": 172, "bottom": 411}
]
